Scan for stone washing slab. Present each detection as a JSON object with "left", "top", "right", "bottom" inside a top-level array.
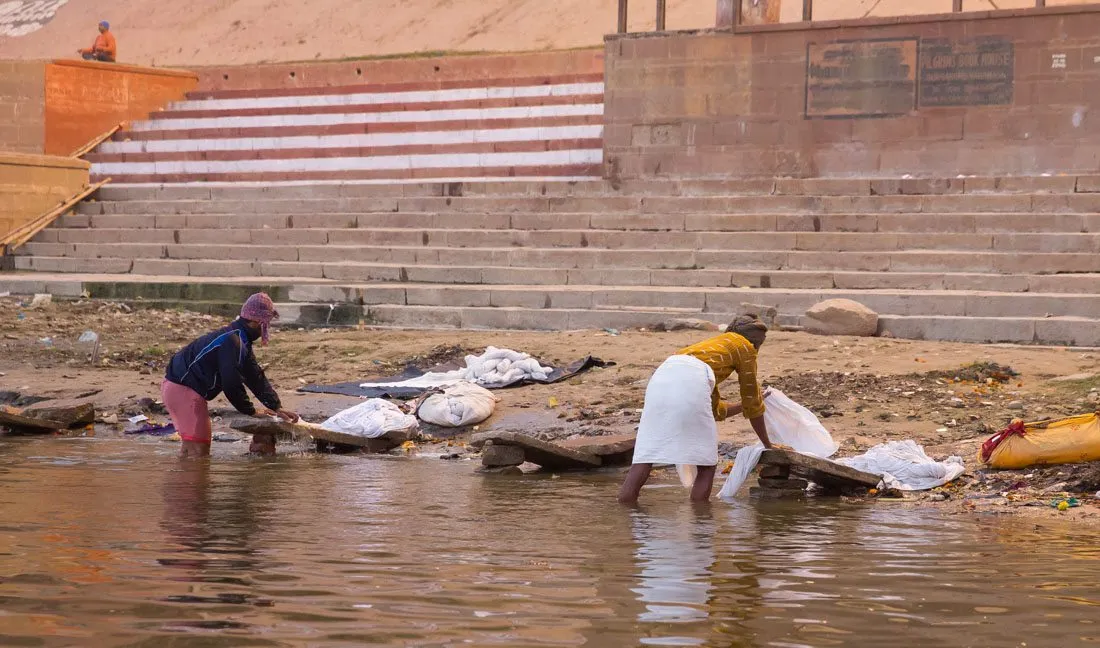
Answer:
[
  {"left": 759, "top": 449, "right": 882, "bottom": 490},
  {"left": 471, "top": 431, "right": 602, "bottom": 471}
]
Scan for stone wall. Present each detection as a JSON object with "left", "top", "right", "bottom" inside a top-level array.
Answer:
[
  {"left": 192, "top": 48, "right": 605, "bottom": 93},
  {"left": 0, "top": 152, "right": 89, "bottom": 244},
  {"left": 0, "top": 60, "right": 45, "bottom": 154},
  {"left": 43, "top": 60, "right": 198, "bottom": 156},
  {"left": 604, "top": 6, "right": 1100, "bottom": 179}
]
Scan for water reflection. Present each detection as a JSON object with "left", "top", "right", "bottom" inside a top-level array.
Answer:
[
  {"left": 3, "top": 438, "right": 1100, "bottom": 647},
  {"left": 632, "top": 506, "right": 716, "bottom": 623}
]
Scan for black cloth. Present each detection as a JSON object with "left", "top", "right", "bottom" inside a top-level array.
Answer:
[
  {"left": 164, "top": 319, "right": 281, "bottom": 416},
  {"left": 299, "top": 356, "right": 613, "bottom": 399}
]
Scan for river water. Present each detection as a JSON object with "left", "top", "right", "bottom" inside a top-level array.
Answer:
[{"left": 1, "top": 436, "right": 1098, "bottom": 647}]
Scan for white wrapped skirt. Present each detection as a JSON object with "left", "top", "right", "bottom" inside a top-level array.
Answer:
[{"left": 632, "top": 355, "right": 719, "bottom": 466}]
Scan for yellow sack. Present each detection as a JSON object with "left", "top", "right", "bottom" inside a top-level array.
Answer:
[{"left": 978, "top": 413, "right": 1100, "bottom": 470}]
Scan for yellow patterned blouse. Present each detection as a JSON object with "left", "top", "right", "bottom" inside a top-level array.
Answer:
[{"left": 677, "top": 332, "right": 766, "bottom": 421}]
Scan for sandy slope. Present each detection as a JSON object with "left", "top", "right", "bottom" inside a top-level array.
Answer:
[{"left": 0, "top": 0, "right": 1077, "bottom": 67}]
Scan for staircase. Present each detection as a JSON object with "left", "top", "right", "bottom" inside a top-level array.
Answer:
[
  {"left": 8, "top": 175, "right": 1100, "bottom": 346},
  {"left": 85, "top": 74, "right": 604, "bottom": 184}
]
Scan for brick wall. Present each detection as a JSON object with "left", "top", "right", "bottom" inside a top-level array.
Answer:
[
  {"left": 193, "top": 48, "right": 606, "bottom": 93},
  {"left": 43, "top": 60, "right": 198, "bottom": 156},
  {"left": 0, "top": 152, "right": 89, "bottom": 244},
  {"left": 0, "top": 61, "right": 45, "bottom": 154},
  {"left": 604, "top": 6, "right": 1100, "bottom": 179}
]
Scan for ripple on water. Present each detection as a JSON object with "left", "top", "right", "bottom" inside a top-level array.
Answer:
[{"left": 0, "top": 438, "right": 1099, "bottom": 646}]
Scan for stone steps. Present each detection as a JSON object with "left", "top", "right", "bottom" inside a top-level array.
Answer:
[
  {"left": 91, "top": 76, "right": 606, "bottom": 184},
  {"left": 92, "top": 174, "right": 1100, "bottom": 199},
  {"left": 1, "top": 273, "right": 1097, "bottom": 345},
  {"left": 30, "top": 226, "right": 1100, "bottom": 253},
  {"left": 13, "top": 255, "right": 1100, "bottom": 293},
  {"left": 73, "top": 194, "right": 1100, "bottom": 215},
  {"left": 53, "top": 210, "right": 1100, "bottom": 235},
  {"left": 18, "top": 242, "right": 1100, "bottom": 275}
]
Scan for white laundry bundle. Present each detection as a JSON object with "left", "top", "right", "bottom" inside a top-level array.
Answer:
[
  {"left": 360, "top": 347, "right": 553, "bottom": 390},
  {"left": 320, "top": 399, "right": 419, "bottom": 439},
  {"left": 461, "top": 347, "right": 552, "bottom": 386},
  {"left": 416, "top": 382, "right": 500, "bottom": 428},
  {"left": 838, "top": 440, "right": 965, "bottom": 491}
]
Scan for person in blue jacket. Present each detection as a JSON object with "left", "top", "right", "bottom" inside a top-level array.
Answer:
[{"left": 161, "top": 293, "right": 298, "bottom": 457}]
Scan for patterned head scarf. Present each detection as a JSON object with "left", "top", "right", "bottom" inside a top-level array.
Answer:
[
  {"left": 727, "top": 315, "right": 768, "bottom": 349},
  {"left": 240, "top": 293, "right": 278, "bottom": 346}
]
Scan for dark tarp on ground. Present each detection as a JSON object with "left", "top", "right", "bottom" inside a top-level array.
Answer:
[{"left": 298, "top": 356, "right": 613, "bottom": 399}]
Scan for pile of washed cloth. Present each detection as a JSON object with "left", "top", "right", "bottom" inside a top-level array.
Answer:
[{"left": 360, "top": 347, "right": 553, "bottom": 390}]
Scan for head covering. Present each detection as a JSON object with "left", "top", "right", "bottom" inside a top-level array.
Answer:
[
  {"left": 726, "top": 315, "right": 768, "bottom": 349},
  {"left": 240, "top": 292, "right": 278, "bottom": 346},
  {"left": 99, "top": 20, "right": 109, "bottom": 29}
]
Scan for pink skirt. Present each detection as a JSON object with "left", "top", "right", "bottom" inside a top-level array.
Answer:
[{"left": 161, "top": 380, "right": 212, "bottom": 444}]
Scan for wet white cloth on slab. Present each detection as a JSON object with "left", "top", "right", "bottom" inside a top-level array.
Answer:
[
  {"left": 838, "top": 440, "right": 965, "bottom": 491},
  {"left": 718, "top": 389, "right": 839, "bottom": 499},
  {"left": 320, "top": 399, "right": 419, "bottom": 438},
  {"left": 359, "top": 346, "right": 553, "bottom": 390},
  {"left": 632, "top": 355, "right": 719, "bottom": 467}
]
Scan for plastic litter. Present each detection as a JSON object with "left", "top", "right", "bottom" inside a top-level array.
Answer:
[
  {"left": 28, "top": 294, "right": 52, "bottom": 309},
  {"left": 718, "top": 389, "right": 839, "bottom": 499},
  {"left": 838, "top": 440, "right": 965, "bottom": 491},
  {"left": 416, "top": 383, "right": 499, "bottom": 428},
  {"left": 320, "top": 399, "right": 419, "bottom": 439}
]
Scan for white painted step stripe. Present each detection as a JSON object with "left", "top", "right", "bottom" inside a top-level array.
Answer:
[
  {"left": 107, "top": 177, "right": 601, "bottom": 187},
  {"left": 100, "top": 125, "right": 604, "bottom": 154},
  {"left": 173, "top": 82, "right": 606, "bottom": 112},
  {"left": 132, "top": 103, "right": 604, "bottom": 132},
  {"left": 92, "top": 149, "right": 603, "bottom": 175}
]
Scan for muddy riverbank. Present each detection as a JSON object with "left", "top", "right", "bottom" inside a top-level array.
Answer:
[{"left": 3, "top": 296, "right": 1100, "bottom": 521}]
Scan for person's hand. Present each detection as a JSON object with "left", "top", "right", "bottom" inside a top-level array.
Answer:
[
  {"left": 276, "top": 409, "right": 300, "bottom": 424},
  {"left": 257, "top": 407, "right": 278, "bottom": 419}
]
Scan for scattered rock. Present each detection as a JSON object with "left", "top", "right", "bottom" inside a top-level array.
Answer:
[
  {"left": 24, "top": 401, "right": 95, "bottom": 428},
  {"left": 481, "top": 442, "right": 526, "bottom": 468},
  {"left": 28, "top": 294, "right": 52, "bottom": 310},
  {"left": 804, "top": 299, "right": 879, "bottom": 337},
  {"left": 758, "top": 477, "right": 809, "bottom": 490},
  {"left": 737, "top": 303, "right": 778, "bottom": 329},
  {"left": 651, "top": 318, "right": 720, "bottom": 333},
  {"left": 1007, "top": 401, "right": 1025, "bottom": 410},
  {"left": 929, "top": 492, "right": 949, "bottom": 502}
]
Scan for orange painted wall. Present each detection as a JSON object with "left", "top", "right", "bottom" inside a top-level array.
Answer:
[
  {"left": 0, "top": 152, "right": 89, "bottom": 243},
  {"left": 0, "top": 61, "right": 46, "bottom": 154},
  {"left": 43, "top": 60, "right": 197, "bottom": 156}
]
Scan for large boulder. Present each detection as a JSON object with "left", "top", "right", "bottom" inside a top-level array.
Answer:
[{"left": 804, "top": 299, "right": 879, "bottom": 337}]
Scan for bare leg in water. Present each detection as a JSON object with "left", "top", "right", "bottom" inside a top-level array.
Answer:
[
  {"left": 618, "top": 464, "right": 653, "bottom": 504},
  {"left": 690, "top": 465, "right": 717, "bottom": 502}
]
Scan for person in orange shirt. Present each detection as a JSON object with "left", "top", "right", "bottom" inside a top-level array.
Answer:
[
  {"left": 78, "top": 21, "right": 116, "bottom": 62},
  {"left": 619, "top": 316, "right": 774, "bottom": 504}
]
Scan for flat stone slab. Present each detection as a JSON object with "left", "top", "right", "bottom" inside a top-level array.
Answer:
[
  {"left": 759, "top": 449, "right": 882, "bottom": 490},
  {"left": 759, "top": 477, "right": 809, "bottom": 490},
  {"left": 0, "top": 407, "right": 66, "bottom": 433},
  {"left": 558, "top": 435, "right": 636, "bottom": 466},
  {"left": 231, "top": 418, "right": 414, "bottom": 453},
  {"left": 24, "top": 401, "right": 95, "bottom": 428},
  {"left": 471, "top": 431, "right": 602, "bottom": 471},
  {"left": 750, "top": 486, "right": 806, "bottom": 500}
]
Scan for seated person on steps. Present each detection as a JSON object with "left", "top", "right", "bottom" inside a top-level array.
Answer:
[{"left": 78, "top": 21, "right": 116, "bottom": 62}]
